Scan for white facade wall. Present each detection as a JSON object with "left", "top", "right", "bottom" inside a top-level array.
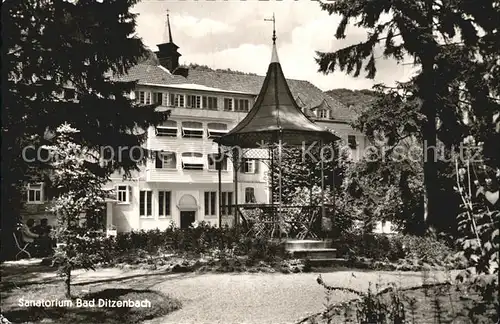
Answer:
[
  {"left": 22, "top": 85, "right": 369, "bottom": 233},
  {"left": 316, "top": 120, "right": 369, "bottom": 161},
  {"left": 106, "top": 86, "right": 270, "bottom": 232}
]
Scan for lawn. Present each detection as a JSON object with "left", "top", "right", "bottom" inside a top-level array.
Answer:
[
  {"left": 3, "top": 285, "right": 181, "bottom": 324},
  {"left": 1, "top": 260, "right": 182, "bottom": 324}
]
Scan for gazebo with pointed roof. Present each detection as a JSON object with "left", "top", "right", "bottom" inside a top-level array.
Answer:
[
  {"left": 214, "top": 39, "right": 339, "bottom": 148},
  {"left": 214, "top": 16, "right": 340, "bottom": 238}
]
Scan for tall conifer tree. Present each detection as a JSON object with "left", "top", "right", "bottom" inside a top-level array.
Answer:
[
  {"left": 2, "top": 0, "right": 168, "bottom": 259},
  {"left": 317, "top": 0, "right": 499, "bottom": 231}
]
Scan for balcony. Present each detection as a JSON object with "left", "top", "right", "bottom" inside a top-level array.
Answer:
[
  {"left": 146, "top": 168, "right": 234, "bottom": 183},
  {"left": 158, "top": 105, "right": 248, "bottom": 121}
]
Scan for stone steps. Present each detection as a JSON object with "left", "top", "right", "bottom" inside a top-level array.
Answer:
[
  {"left": 284, "top": 239, "right": 333, "bottom": 250},
  {"left": 284, "top": 240, "right": 338, "bottom": 263},
  {"left": 307, "top": 258, "right": 349, "bottom": 267},
  {"left": 288, "top": 248, "right": 337, "bottom": 260}
]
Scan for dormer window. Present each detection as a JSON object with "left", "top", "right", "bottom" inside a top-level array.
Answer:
[
  {"left": 223, "top": 98, "right": 233, "bottom": 111},
  {"left": 181, "top": 121, "right": 203, "bottom": 138},
  {"left": 206, "top": 96, "right": 218, "bottom": 110},
  {"left": 152, "top": 92, "right": 163, "bottom": 105},
  {"left": 181, "top": 152, "right": 204, "bottom": 170},
  {"left": 169, "top": 93, "right": 184, "bottom": 107},
  {"left": 235, "top": 99, "right": 250, "bottom": 112},
  {"left": 317, "top": 109, "right": 328, "bottom": 119},
  {"left": 156, "top": 120, "right": 177, "bottom": 137},
  {"left": 186, "top": 95, "right": 202, "bottom": 109},
  {"left": 135, "top": 91, "right": 151, "bottom": 105},
  {"left": 207, "top": 123, "right": 228, "bottom": 138}
]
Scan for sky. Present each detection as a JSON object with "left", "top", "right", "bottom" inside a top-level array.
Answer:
[{"left": 132, "top": 0, "right": 417, "bottom": 91}]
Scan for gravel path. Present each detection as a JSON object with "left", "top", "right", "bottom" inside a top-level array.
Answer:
[
  {"left": 1, "top": 260, "right": 457, "bottom": 324},
  {"left": 144, "top": 271, "right": 455, "bottom": 324}
]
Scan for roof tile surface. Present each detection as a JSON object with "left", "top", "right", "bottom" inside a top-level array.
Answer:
[{"left": 114, "top": 64, "right": 355, "bottom": 122}]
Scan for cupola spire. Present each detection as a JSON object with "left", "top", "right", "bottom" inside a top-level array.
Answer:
[
  {"left": 166, "top": 9, "right": 173, "bottom": 43},
  {"left": 156, "top": 9, "right": 181, "bottom": 72}
]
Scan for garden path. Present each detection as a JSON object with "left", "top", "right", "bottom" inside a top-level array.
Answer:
[{"left": 1, "top": 260, "right": 458, "bottom": 324}]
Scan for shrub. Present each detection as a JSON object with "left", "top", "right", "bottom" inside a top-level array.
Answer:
[
  {"left": 397, "top": 234, "right": 453, "bottom": 265},
  {"left": 335, "top": 232, "right": 404, "bottom": 261},
  {"left": 105, "top": 223, "right": 286, "bottom": 263},
  {"left": 335, "top": 232, "right": 455, "bottom": 264}
]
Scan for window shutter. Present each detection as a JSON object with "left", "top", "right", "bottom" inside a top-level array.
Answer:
[
  {"left": 155, "top": 153, "right": 162, "bottom": 168},
  {"left": 254, "top": 161, "right": 259, "bottom": 173}
]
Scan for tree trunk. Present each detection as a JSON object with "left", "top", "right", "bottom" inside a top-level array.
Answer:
[
  {"left": 420, "top": 55, "right": 439, "bottom": 232},
  {"left": 419, "top": 0, "right": 439, "bottom": 232},
  {"left": 65, "top": 268, "right": 71, "bottom": 298}
]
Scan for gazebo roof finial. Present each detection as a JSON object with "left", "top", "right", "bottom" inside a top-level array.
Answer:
[{"left": 264, "top": 13, "right": 279, "bottom": 63}]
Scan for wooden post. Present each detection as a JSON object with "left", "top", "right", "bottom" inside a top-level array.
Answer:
[
  {"left": 232, "top": 147, "right": 239, "bottom": 226},
  {"left": 218, "top": 144, "right": 222, "bottom": 228},
  {"left": 320, "top": 140, "right": 325, "bottom": 233},
  {"left": 278, "top": 132, "right": 283, "bottom": 238},
  {"left": 270, "top": 145, "right": 275, "bottom": 226}
]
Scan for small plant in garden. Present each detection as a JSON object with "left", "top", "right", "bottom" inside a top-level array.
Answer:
[
  {"left": 47, "top": 124, "right": 110, "bottom": 297},
  {"left": 453, "top": 137, "right": 499, "bottom": 322}
]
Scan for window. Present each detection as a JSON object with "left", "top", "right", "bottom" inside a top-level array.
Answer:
[
  {"left": 317, "top": 109, "right": 328, "bottom": 119},
  {"left": 169, "top": 93, "right": 184, "bottom": 107},
  {"left": 221, "top": 192, "right": 233, "bottom": 215},
  {"left": 135, "top": 91, "right": 151, "bottom": 105},
  {"left": 186, "top": 95, "right": 202, "bottom": 108},
  {"left": 207, "top": 153, "right": 228, "bottom": 171},
  {"left": 27, "top": 183, "right": 43, "bottom": 204},
  {"left": 206, "top": 97, "right": 218, "bottom": 110},
  {"left": 207, "top": 123, "right": 228, "bottom": 138},
  {"left": 155, "top": 151, "right": 177, "bottom": 169},
  {"left": 204, "top": 191, "right": 217, "bottom": 217},
  {"left": 158, "top": 191, "right": 171, "bottom": 217},
  {"left": 63, "top": 88, "right": 77, "bottom": 100},
  {"left": 139, "top": 190, "right": 152, "bottom": 217},
  {"left": 242, "top": 159, "right": 257, "bottom": 173},
  {"left": 348, "top": 135, "right": 358, "bottom": 149},
  {"left": 152, "top": 92, "right": 163, "bottom": 105},
  {"left": 181, "top": 152, "right": 204, "bottom": 170},
  {"left": 234, "top": 99, "right": 250, "bottom": 112},
  {"left": 245, "top": 187, "right": 256, "bottom": 204},
  {"left": 223, "top": 98, "right": 233, "bottom": 111},
  {"left": 116, "top": 185, "right": 130, "bottom": 204},
  {"left": 181, "top": 121, "right": 204, "bottom": 138},
  {"left": 156, "top": 120, "right": 177, "bottom": 137}
]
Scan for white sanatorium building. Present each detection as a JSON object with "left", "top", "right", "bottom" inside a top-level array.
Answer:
[{"left": 22, "top": 16, "right": 369, "bottom": 232}]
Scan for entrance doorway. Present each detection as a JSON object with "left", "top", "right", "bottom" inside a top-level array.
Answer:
[{"left": 180, "top": 211, "right": 195, "bottom": 229}]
